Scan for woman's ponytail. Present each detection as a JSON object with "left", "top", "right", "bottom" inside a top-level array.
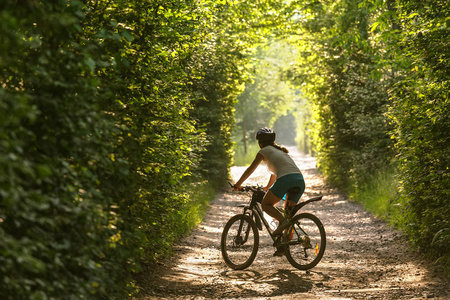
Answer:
[
  {"left": 271, "top": 143, "right": 289, "bottom": 153},
  {"left": 260, "top": 140, "right": 289, "bottom": 153}
]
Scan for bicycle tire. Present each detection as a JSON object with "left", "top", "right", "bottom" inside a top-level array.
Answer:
[
  {"left": 221, "top": 214, "right": 259, "bottom": 270},
  {"left": 284, "top": 213, "right": 326, "bottom": 270}
]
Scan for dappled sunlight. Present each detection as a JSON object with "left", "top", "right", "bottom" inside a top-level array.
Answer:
[
  {"left": 139, "top": 148, "right": 450, "bottom": 299},
  {"left": 197, "top": 225, "right": 223, "bottom": 234}
]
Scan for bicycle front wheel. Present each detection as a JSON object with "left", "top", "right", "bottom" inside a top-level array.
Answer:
[
  {"left": 285, "top": 213, "right": 326, "bottom": 270},
  {"left": 221, "top": 214, "right": 259, "bottom": 270}
]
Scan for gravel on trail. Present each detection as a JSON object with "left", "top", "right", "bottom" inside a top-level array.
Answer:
[{"left": 136, "top": 148, "right": 450, "bottom": 300}]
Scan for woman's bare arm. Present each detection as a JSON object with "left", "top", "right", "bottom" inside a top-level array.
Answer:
[{"left": 234, "top": 153, "right": 264, "bottom": 189}]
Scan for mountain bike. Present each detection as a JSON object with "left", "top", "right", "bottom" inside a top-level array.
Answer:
[{"left": 220, "top": 183, "right": 326, "bottom": 270}]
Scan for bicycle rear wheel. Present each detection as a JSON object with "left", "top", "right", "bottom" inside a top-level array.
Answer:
[
  {"left": 221, "top": 214, "right": 259, "bottom": 270},
  {"left": 284, "top": 213, "right": 326, "bottom": 270}
]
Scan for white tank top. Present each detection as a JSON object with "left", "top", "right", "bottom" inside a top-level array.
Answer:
[{"left": 258, "top": 146, "right": 302, "bottom": 178}]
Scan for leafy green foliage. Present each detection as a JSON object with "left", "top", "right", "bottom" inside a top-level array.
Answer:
[
  {"left": 0, "top": 0, "right": 295, "bottom": 298},
  {"left": 290, "top": 0, "right": 394, "bottom": 190},
  {"left": 385, "top": 0, "right": 450, "bottom": 271},
  {"left": 234, "top": 41, "right": 299, "bottom": 156},
  {"left": 2, "top": 1, "right": 448, "bottom": 298},
  {"left": 286, "top": 0, "right": 449, "bottom": 273},
  {"left": 0, "top": 1, "right": 132, "bottom": 298},
  {"left": 81, "top": 0, "right": 209, "bottom": 264}
]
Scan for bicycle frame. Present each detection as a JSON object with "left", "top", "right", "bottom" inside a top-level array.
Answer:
[
  {"left": 222, "top": 184, "right": 326, "bottom": 270},
  {"left": 238, "top": 195, "right": 288, "bottom": 245},
  {"left": 238, "top": 190, "right": 323, "bottom": 247}
]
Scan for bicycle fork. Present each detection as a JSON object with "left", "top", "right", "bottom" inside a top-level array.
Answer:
[{"left": 234, "top": 213, "right": 252, "bottom": 246}]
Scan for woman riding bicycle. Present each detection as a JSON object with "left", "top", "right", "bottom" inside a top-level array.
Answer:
[{"left": 234, "top": 127, "right": 305, "bottom": 238}]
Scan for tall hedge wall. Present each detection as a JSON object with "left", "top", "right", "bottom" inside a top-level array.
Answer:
[
  {"left": 0, "top": 0, "right": 268, "bottom": 298},
  {"left": 290, "top": 0, "right": 450, "bottom": 272},
  {"left": 0, "top": 1, "right": 133, "bottom": 298}
]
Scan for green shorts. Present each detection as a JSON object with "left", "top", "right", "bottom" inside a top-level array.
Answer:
[{"left": 269, "top": 173, "right": 305, "bottom": 203}]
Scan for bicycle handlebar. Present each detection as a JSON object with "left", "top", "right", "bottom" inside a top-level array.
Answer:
[{"left": 228, "top": 181, "right": 264, "bottom": 192}]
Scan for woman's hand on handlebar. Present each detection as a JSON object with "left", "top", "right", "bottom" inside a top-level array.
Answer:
[{"left": 228, "top": 181, "right": 242, "bottom": 191}]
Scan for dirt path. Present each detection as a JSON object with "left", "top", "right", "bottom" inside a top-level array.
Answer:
[{"left": 136, "top": 148, "right": 450, "bottom": 299}]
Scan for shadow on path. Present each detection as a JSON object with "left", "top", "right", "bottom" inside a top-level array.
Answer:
[{"left": 136, "top": 148, "right": 450, "bottom": 300}]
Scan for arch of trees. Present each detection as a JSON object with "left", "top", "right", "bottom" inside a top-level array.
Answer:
[{"left": 0, "top": 0, "right": 448, "bottom": 298}]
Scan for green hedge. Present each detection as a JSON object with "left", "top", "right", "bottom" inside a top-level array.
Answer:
[
  {"left": 0, "top": 0, "right": 279, "bottom": 298},
  {"left": 388, "top": 0, "right": 450, "bottom": 270},
  {"left": 0, "top": 1, "right": 133, "bottom": 298},
  {"left": 291, "top": 0, "right": 450, "bottom": 272}
]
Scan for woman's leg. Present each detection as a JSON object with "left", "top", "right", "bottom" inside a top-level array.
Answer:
[
  {"left": 261, "top": 190, "right": 283, "bottom": 222},
  {"left": 284, "top": 199, "right": 297, "bottom": 214}
]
